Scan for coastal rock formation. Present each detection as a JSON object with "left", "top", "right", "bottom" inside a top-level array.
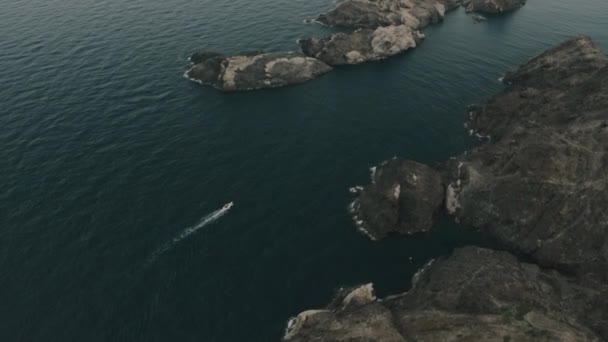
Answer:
[
  {"left": 310, "top": 37, "right": 608, "bottom": 339},
  {"left": 462, "top": 0, "right": 526, "bottom": 13},
  {"left": 348, "top": 37, "right": 608, "bottom": 282},
  {"left": 350, "top": 158, "right": 444, "bottom": 240},
  {"left": 299, "top": 25, "right": 425, "bottom": 65},
  {"left": 285, "top": 247, "right": 607, "bottom": 341},
  {"left": 314, "top": 0, "right": 459, "bottom": 29},
  {"left": 447, "top": 36, "right": 608, "bottom": 279},
  {"left": 185, "top": 51, "right": 332, "bottom": 91}
]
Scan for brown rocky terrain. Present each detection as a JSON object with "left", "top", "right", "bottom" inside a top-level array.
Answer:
[
  {"left": 286, "top": 36, "right": 608, "bottom": 341},
  {"left": 187, "top": 0, "right": 527, "bottom": 90},
  {"left": 185, "top": 51, "right": 332, "bottom": 91},
  {"left": 285, "top": 247, "right": 607, "bottom": 341}
]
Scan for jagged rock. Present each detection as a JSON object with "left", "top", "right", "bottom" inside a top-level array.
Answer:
[
  {"left": 447, "top": 37, "right": 608, "bottom": 279},
  {"left": 302, "top": 37, "right": 608, "bottom": 340},
  {"left": 185, "top": 51, "right": 332, "bottom": 91},
  {"left": 284, "top": 247, "right": 607, "bottom": 341},
  {"left": 462, "top": 0, "right": 526, "bottom": 13},
  {"left": 314, "top": 0, "right": 458, "bottom": 29},
  {"left": 299, "top": 25, "right": 425, "bottom": 65},
  {"left": 350, "top": 158, "right": 444, "bottom": 240}
]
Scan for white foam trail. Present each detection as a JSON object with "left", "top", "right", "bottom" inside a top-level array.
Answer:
[
  {"left": 146, "top": 204, "right": 232, "bottom": 264},
  {"left": 302, "top": 19, "right": 327, "bottom": 26}
]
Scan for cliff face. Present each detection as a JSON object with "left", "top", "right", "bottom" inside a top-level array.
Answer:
[
  {"left": 285, "top": 247, "right": 607, "bottom": 341},
  {"left": 448, "top": 37, "right": 608, "bottom": 279},
  {"left": 287, "top": 37, "right": 608, "bottom": 340}
]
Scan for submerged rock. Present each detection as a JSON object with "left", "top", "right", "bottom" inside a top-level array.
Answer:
[
  {"left": 299, "top": 25, "right": 425, "bottom": 65},
  {"left": 462, "top": 0, "right": 526, "bottom": 13},
  {"left": 314, "top": 0, "right": 458, "bottom": 29},
  {"left": 185, "top": 51, "right": 332, "bottom": 91},
  {"left": 285, "top": 247, "right": 607, "bottom": 341},
  {"left": 350, "top": 158, "right": 444, "bottom": 240}
]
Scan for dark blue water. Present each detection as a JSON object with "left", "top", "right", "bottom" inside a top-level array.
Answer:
[{"left": 1, "top": 0, "right": 607, "bottom": 340}]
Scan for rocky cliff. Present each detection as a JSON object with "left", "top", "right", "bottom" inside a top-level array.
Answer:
[
  {"left": 285, "top": 247, "right": 607, "bottom": 341},
  {"left": 287, "top": 37, "right": 608, "bottom": 340},
  {"left": 447, "top": 36, "right": 608, "bottom": 280}
]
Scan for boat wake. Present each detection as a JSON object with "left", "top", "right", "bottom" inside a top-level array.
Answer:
[{"left": 145, "top": 202, "right": 233, "bottom": 265}]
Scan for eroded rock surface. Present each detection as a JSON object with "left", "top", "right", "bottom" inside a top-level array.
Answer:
[
  {"left": 315, "top": 0, "right": 459, "bottom": 29},
  {"left": 348, "top": 37, "right": 608, "bottom": 281},
  {"left": 447, "top": 37, "right": 608, "bottom": 279},
  {"left": 300, "top": 25, "right": 425, "bottom": 65},
  {"left": 463, "top": 0, "right": 526, "bottom": 13},
  {"left": 350, "top": 158, "right": 444, "bottom": 240},
  {"left": 317, "top": 37, "right": 608, "bottom": 340},
  {"left": 285, "top": 247, "right": 607, "bottom": 341},
  {"left": 185, "top": 51, "right": 332, "bottom": 91}
]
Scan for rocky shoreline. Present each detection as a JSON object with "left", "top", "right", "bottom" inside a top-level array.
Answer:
[
  {"left": 299, "top": 25, "right": 425, "bottom": 66},
  {"left": 285, "top": 36, "right": 608, "bottom": 341},
  {"left": 185, "top": 52, "right": 332, "bottom": 91},
  {"left": 285, "top": 247, "right": 607, "bottom": 341},
  {"left": 187, "top": 0, "right": 527, "bottom": 91}
]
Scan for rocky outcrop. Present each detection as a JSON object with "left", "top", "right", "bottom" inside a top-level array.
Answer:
[
  {"left": 447, "top": 36, "right": 608, "bottom": 279},
  {"left": 299, "top": 25, "right": 425, "bottom": 65},
  {"left": 185, "top": 51, "right": 332, "bottom": 91},
  {"left": 350, "top": 158, "right": 444, "bottom": 240},
  {"left": 462, "top": 0, "right": 526, "bottom": 13},
  {"left": 314, "top": 0, "right": 459, "bottom": 30},
  {"left": 300, "top": 37, "right": 608, "bottom": 340},
  {"left": 185, "top": 0, "right": 526, "bottom": 91},
  {"left": 285, "top": 247, "right": 608, "bottom": 341},
  {"left": 348, "top": 37, "right": 608, "bottom": 282}
]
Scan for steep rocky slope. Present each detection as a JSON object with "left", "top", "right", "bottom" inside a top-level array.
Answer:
[
  {"left": 288, "top": 37, "right": 608, "bottom": 340},
  {"left": 285, "top": 247, "right": 607, "bottom": 341}
]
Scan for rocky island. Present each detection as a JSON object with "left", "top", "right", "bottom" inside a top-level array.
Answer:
[
  {"left": 185, "top": 51, "right": 332, "bottom": 91},
  {"left": 313, "top": 0, "right": 461, "bottom": 29},
  {"left": 186, "top": 0, "right": 527, "bottom": 90},
  {"left": 299, "top": 0, "right": 462, "bottom": 65},
  {"left": 285, "top": 36, "right": 608, "bottom": 341},
  {"left": 350, "top": 158, "right": 444, "bottom": 239}
]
